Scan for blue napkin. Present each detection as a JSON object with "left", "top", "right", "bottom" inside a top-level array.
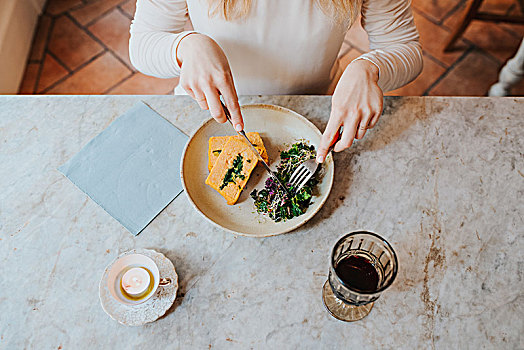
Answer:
[{"left": 59, "top": 101, "right": 188, "bottom": 235}]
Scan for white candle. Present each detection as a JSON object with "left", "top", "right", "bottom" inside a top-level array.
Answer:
[{"left": 121, "top": 267, "right": 150, "bottom": 297}]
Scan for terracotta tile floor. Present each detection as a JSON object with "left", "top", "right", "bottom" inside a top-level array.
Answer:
[{"left": 19, "top": 0, "right": 524, "bottom": 96}]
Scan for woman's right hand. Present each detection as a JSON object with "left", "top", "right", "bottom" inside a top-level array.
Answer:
[{"left": 176, "top": 33, "right": 243, "bottom": 131}]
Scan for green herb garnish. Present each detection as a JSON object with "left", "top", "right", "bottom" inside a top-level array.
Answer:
[
  {"left": 220, "top": 154, "right": 246, "bottom": 190},
  {"left": 250, "top": 142, "right": 318, "bottom": 222}
]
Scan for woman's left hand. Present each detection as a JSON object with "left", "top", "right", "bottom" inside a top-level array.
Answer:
[{"left": 316, "top": 59, "right": 383, "bottom": 163}]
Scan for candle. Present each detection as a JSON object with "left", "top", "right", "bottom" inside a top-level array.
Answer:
[{"left": 121, "top": 267, "right": 151, "bottom": 297}]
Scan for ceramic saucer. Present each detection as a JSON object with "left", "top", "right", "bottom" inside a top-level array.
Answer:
[{"left": 99, "top": 249, "right": 178, "bottom": 326}]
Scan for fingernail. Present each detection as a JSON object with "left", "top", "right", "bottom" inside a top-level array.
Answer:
[
  {"left": 316, "top": 155, "right": 324, "bottom": 163},
  {"left": 235, "top": 124, "right": 243, "bottom": 132}
]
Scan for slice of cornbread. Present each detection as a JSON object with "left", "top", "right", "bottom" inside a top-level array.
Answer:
[
  {"left": 207, "top": 132, "right": 268, "bottom": 172},
  {"left": 205, "top": 137, "right": 259, "bottom": 205}
]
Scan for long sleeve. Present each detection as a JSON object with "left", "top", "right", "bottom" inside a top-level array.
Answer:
[
  {"left": 354, "top": 0, "right": 423, "bottom": 92},
  {"left": 129, "top": 0, "right": 194, "bottom": 78}
]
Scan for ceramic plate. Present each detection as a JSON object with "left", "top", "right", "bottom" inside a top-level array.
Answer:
[{"left": 181, "top": 104, "right": 334, "bottom": 237}]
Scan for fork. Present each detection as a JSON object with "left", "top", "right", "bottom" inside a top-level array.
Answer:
[{"left": 288, "top": 130, "right": 342, "bottom": 193}]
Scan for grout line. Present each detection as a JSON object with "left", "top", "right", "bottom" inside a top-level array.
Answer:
[
  {"left": 46, "top": 1, "right": 86, "bottom": 18},
  {"left": 422, "top": 52, "right": 449, "bottom": 70},
  {"left": 104, "top": 72, "right": 136, "bottom": 94},
  {"left": 116, "top": 5, "right": 134, "bottom": 21},
  {"left": 459, "top": 36, "right": 504, "bottom": 65},
  {"left": 411, "top": 7, "right": 447, "bottom": 27},
  {"left": 107, "top": 50, "right": 134, "bottom": 75},
  {"left": 422, "top": 46, "right": 475, "bottom": 95},
  {"left": 84, "top": 3, "right": 122, "bottom": 28},
  {"left": 66, "top": 12, "right": 136, "bottom": 72},
  {"left": 413, "top": 5, "right": 512, "bottom": 67},
  {"left": 33, "top": 15, "right": 56, "bottom": 94},
  {"left": 47, "top": 50, "right": 73, "bottom": 74},
  {"left": 40, "top": 50, "right": 107, "bottom": 94},
  {"left": 498, "top": 4, "right": 524, "bottom": 39},
  {"left": 438, "top": 0, "right": 467, "bottom": 26}
]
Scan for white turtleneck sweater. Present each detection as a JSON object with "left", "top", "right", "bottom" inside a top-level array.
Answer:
[{"left": 129, "top": 0, "right": 422, "bottom": 94}]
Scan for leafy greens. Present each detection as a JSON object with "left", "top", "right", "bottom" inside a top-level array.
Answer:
[
  {"left": 250, "top": 142, "right": 319, "bottom": 222},
  {"left": 220, "top": 154, "right": 245, "bottom": 190}
]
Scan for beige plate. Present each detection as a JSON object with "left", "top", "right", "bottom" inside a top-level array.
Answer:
[{"left": 181, "top": 104, "right": 334, "bottom": 237}]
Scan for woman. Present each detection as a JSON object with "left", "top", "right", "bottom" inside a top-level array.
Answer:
[{"left": 129, "top": 0, "right": 422, "bottom": 163}]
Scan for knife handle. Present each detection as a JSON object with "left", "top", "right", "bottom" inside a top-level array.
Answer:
[
  {"left": 327, "top": 128, "right": 343, "bottom": 154},
  {"left": 221, "top": 100, "right": 236, "bottom": 127}
]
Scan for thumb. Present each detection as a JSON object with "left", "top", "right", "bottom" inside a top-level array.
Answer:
[{"left": 317, "top": 114, "right": 341, "bottom": 163}]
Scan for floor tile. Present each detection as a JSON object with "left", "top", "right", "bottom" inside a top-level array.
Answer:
[
  {"left": 108, "top": 73, "right": 178, "bottom": 94},
  {"left": 479, "top": 0, "right": 517, "bottom": 14},
  {"left": 338, "top": 46, "right": 363, "bottom": 70},
  {"left": 88, "top": 9, "right": 133, "bottom": 69},
  {"left": 18, "top": 63, "right": 40, "bottom": 94},
  {"left": 413, "top": 11, "right": 469, "bottom": 67},
  {"left": 48, "top": 52, "right": 131, "bottom": 94},
  {"left": 17, "top": 0, "right": 524, "bottom": 97},
  {"left": 47, "top": 15, "right": 104, "bottom": 70},
  {"left": 345, "top": 18, "right": 369, "bottom": 53},
  {"left": 29, "top": 15, "right": 52, "bottom": 62},
  {"left": 429, "top": 49, "right": 500, "bottom": 96},
  {"left": 509, "top": 77, "right": 524, "bottom": 95},
  {"left": 119, "top": 0, "right": 136, "bottom": 18},
  {"left": 500, "top": 7, "right": 524, "bottom": 38},
  {"left": 327, "top": 47, "right": 362, "bottom": 94},
  {"left": 411, "top": 0, "right": 463, "bottom": 23},
  {"left": 443, "top": 0, "right": 522, "bottom": 61},
  {"left": 37, "top": 54, "right": 69, "bottom": 92},
  {"left": 463, "top": 21, "right": 522, "bottom": 62},
  {"left": 45, "top": 0, "right": 82, "bottom": 16},
  {"left": 387, "top": 55, "right": 446, "bottom": 96},
  {"left": 70, "top": 0, "right": 125, "bottom": 26},
  {"left": 444, "top": 0, "right": 521, "bottom": 33}
]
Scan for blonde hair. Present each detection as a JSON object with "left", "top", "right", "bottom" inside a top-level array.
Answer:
[{"left": 208, "top": 0, "right": 361, "bottom": 26}]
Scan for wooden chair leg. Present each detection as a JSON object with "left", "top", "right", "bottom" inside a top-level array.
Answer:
[{"left": 444, "top": 0, "right": 484, "bottom": 52}]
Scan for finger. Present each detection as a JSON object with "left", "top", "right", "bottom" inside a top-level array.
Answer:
[
  {"left": 317, "top": 108, "right": 342, "bottom": 163},
  {"left": 334, "top": 111, "right": 359, "bottom": 152},
  {"left": 356, "top": 116, "right": 370, "bottom": 139},
  {"left": 369, "top": 98, "right": 383, "bottom": 128},
  {"left": 193, "top": 89, "right": 209, "bottom": 110},
  {"left": 218, "top": 75, "right": 243, "bottom": 131},
  {"left": 185, "top": 86, "right": 195, "bottom": 99},
  {"left": 369, "top": 111, "right": 381, "bottom": 129},
  {"left": 203, "top": 86, "right": 227, "bottom": 123}
]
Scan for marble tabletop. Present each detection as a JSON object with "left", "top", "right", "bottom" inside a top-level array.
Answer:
[{"left": 0, "top": 95, "right": 522, "bottom": 349}]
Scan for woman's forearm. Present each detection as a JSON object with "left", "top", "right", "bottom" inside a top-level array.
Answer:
[
  {"left": 129, "top": 0, "right": 193, "bottom": 78},
  {"left": 356, "top": 0, "right": 423, "bottom": 92},
  {"left": 129, "top": 30, "right": 195, "bottom": 78},
  {"left": 356, "top": 41, "right": 423, "bottom": 92}
]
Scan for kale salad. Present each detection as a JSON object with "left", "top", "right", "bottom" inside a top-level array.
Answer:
[{"left": 250, "top": 142, "right": 320, "bottom": 222}]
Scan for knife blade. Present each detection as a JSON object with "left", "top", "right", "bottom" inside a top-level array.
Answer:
[{"left": 220, "top": 101, "right": 291, "bottom": 196}]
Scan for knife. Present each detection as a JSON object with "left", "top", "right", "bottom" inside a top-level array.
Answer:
[{"left": 220, "top": 101, "right": 291, "bottom": 196}]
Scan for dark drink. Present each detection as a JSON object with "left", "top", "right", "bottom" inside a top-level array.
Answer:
[
  {"left": 335, "top": 255, "right": 379, "bottom": 293},
  {"left": 323, "top": 231, "right": 398, "bottom": 321}
]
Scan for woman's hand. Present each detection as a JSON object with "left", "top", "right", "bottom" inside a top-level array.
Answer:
[
  {"left": 177, "top": 33, "right": 243, "bottom": 131},
  {"left": 316, "top": 59, "right": 383, "bottom": 163}
]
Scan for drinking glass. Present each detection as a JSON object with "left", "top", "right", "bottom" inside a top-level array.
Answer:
[{"left": 322, "top": 231, "right": 398, "bottom": 322}]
